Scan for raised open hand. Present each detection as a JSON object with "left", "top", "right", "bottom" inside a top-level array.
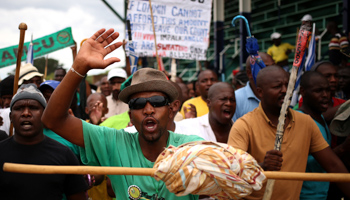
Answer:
[{"left": 74, "top": 28, "right": 123, "bottom": 71}]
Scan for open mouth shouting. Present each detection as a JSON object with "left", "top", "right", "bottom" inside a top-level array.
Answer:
[
  {"left": 222, "top": 109, "right": 233, "bottom": 119},
  {"left": 20, "top": 121, "right": 33, "bottom": 130},
  {"left": 142, "top": 117, "right": 158, "bottom": 133}
]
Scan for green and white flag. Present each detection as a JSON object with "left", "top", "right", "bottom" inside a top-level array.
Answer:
[{"left": 0, "top": 27, "right": 75, "bottom": 68}]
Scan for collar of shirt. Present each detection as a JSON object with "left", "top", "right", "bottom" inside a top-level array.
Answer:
[
  {"left": 257, "top": 103, "right": 295, "bottom": 128},
  {"left": 244, "top": 81, "right": 260, "bottom": 101}
]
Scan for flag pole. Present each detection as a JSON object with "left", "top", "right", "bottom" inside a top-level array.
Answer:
[{"left": 148, "top": 0, "right": 160, "bottom": 71}]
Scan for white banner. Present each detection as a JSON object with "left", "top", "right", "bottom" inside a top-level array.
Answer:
[{"left": 125, "top": 0, "right": 212, "bottom": 60}]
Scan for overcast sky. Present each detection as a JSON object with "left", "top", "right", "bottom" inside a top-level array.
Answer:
[{"left": 0, "top": 0, "right": 127, "bottom": 80}]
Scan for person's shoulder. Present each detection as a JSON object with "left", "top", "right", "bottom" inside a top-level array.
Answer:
[
  {"left": 333, "top": 97, "right": 346, "bottom": 105},
  {"left": 236, "top": 107, "right": 260, "bottom": 122},
  {"left": 235, "top": 84, "right": 250, "bottom": 97},
  {"left": 291, "top": 109, "right": 314, "bottom": 122},
  {"left": 45, "top": 136, "right": 73, "bottom": 150},
  {"left": 169, "top": 131, "right": 204, "bottom": 145},
  {"left": 185, "top": 96, "right": 200, "bottom": 103}
]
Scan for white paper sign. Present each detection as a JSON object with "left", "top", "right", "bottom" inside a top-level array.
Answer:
[{"left": 126, "top": 0, "right": 212, "bottom": 60}]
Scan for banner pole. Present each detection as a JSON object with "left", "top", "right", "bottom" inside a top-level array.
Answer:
[{"left": 148, "top": 0, "right": 160, "bottom": 71}]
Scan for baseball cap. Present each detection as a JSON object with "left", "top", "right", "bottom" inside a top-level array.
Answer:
[
  {"left": 39, "top": 80, "right": 60, "bottom": 91},
  {"left": 270, "top": 32, "right": 281, "bottom": 40},
  {"left": 301, "top": 14, "right": 312, "bottom": 22},
  {"left": 107, "top": 68, "right": 127, "bottom": 81}
]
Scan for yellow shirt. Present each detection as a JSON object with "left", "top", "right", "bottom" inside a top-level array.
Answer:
[
  {"left": 267, "top": 43, "right": 295, "bottom": 63},
  {"left": 180, "top": 96, "right": 208, "bottom": 118},
  {"left": 228, "top": 103, "right": 329, "bottom": 200},
  {"left": 87, "top": 176, "right": 113, "bottom": 200}
]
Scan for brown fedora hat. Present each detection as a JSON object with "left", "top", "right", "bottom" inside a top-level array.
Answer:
[{"left": 119, "top": 68, "right": 178, "bottom": 103}]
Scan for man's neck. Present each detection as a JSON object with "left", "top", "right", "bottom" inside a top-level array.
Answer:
[
  {"left": 139, "top": 131, "right": 169, "bottom": 162},
  {"left": 200, "top": 95, "right": 207, "bottom": 102},
  {"left": 261, "top": 104, "right": 289, "bottom": 127},
  {"left": 13, "top": 132, "right": 45, "bottom": 145},
  {"left": 249, "top": 81, "right": 260, "bottom": 100},
  {"left": 299, "top": 105, "right": 324, "bottom": 125},
  {"left": 208, "top": 114, "right": 232, "bottom": 143}
]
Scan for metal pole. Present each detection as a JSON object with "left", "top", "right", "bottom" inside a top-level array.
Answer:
[
  {"left": 238, "top": 0, "right": 251, "bottom": 71},
  {"left": 214, "top": 0, "right": 225, "bottom": 74},
  {"left": 101, "top": 0, "right": 125, "bottom": 23}
]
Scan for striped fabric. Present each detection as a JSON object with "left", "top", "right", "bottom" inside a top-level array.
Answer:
[{"left": 153, "top": 141, "right": 266, "bottom": 200}]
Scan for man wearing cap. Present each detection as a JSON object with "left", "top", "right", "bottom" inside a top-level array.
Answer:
[
  {"left": 267, "top": 32, "right": 295, "bottom": 71},
  {"left": 42, "top": 28, "right": 203, "bottom": 200},
  {"left": 18, "top": 63, "right": 44, "bottom": 88},
  {"left": 105, "top": 67, "right": 129, "bottom": 118},
  {"left": 0, "top": 84, "right": 87, "bottom": 199}
]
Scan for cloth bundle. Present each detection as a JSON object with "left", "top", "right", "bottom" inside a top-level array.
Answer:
[{"left": 153, "top": 141, "right": 266, "bottom": 200}]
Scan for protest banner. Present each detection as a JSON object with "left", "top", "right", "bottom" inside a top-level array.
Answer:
[
  {"left": 0, "top": 27, "right": 75, "bottom": 68},
  {"left": 126, "top": 0, "right": 212, "bottom": 61}
]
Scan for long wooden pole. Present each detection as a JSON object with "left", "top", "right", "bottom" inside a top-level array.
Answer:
[
  {"left": 4, "top": 163, "right": 350, "bottom": 182},
  {"left": 148, "top": 0, "right": 160, "bottom": 70},
  {"left": 44, "top": 54, "right": 48, "bottom": 80},
  {"left": 13, "top": 23, "right": 27, "bottom": 96},
  {"left": 10, "top": 23, "right": 27, "bottom": 137}
]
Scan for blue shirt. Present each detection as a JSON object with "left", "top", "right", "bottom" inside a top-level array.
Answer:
[
  {"left": 298, "top": 111, "right": 331, "bottom": 200},
  {"left": 232, "top": 81, "right": 260, "bottom": 122}
]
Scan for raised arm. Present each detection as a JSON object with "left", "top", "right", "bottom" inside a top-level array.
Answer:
[{"left": 42, "top": 28, "right": 122, "bottom": 147}]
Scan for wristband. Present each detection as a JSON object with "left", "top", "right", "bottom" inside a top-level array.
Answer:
[{"left": 70, "top": 67, "right": 85, "bottom": 78}]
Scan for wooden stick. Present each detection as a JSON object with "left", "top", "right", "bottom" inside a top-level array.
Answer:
[
  {"left": 263, "top": 25, "right": 311, "bottom": 200},
  {"left": 3, "top": 163, "right": 155, "bottom": 176},
  {"left": 44, "top": 54, "right": 48, "bottom": 80},
  {"left": 4, "top": 163, "right": 350, "bottom": 182},
  {"left": 148, "top": 0, "right": 160, "bottom": 70},
  {"left": 13, "top": 23, "right": 27, "bottom": 96},
  {"left": 10, "top": 23, "right": 27, "bottom": 137}
]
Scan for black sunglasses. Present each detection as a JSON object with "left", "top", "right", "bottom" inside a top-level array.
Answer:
[{"left": 128, "top": 96, "right": 169, "bottom": 110}]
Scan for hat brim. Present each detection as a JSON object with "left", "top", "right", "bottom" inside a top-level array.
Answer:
[
  {"left": 18, "top": 72, "right": 43, "bottom": 85},
  {"left": 119, "top": 80, "right": 178, "bottom": 104}
]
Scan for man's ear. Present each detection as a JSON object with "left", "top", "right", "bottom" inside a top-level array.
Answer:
[
  {"left": 128, "top": 110, "right": 133, "bottom": 124},
  {"left": 85, "top": 107, "right": 89, "bottom": 115},
  {"left": 171, "top": 100, "right": 180, "bottom": 112},
  {"left": 9, "top": 112, "right": 12, "bottom": 123},
  {"left": 299, "top": 86, "right": 305, "bottom": 98},
  {"left": 206, "top": 99, "right": 211, "bottom": 107},
  {"left": 256, "top": 86, "right": 263, "bottom": 99}
]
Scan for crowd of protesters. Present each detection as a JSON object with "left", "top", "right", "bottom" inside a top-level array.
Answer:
[{"left": 0, "top": 13, "right": 350, "bottom": 200}]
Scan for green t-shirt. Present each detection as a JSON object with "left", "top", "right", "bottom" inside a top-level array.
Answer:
[
  {"left": 99, "top": 111, "right": 130, "bottom": 130},
  {"left": 43, "top": 128, "right": 80, "bottom": 158},
  {"left": 80, "top": 120, "right": 203, "bottom": 200}
]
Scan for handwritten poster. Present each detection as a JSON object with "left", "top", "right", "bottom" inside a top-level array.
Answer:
[{"left": 126, "top": 0, "right": 212, "bottom": 60}]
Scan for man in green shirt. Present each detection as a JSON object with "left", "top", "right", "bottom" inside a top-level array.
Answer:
[{"left": 42, "top": 28, "right": 203, "bottom": 200}]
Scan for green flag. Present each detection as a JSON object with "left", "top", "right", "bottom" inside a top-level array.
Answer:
[{"left": 0, "top": 27, "right": 75, "bottom": 68}]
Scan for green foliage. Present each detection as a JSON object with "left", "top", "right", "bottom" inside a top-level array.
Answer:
[{"left": 33, "top": 57, "right": 63, "bottom": 74}]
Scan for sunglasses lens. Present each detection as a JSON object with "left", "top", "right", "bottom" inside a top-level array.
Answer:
[
  {"left": 149, "top": 96, "right": 168, "bottom": 107},
  {"left": 129, "top": 98, "right": 147, "bottom": 109},
  {"left": 128, "top": 96, "right": 168, "bottom": 109}
]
